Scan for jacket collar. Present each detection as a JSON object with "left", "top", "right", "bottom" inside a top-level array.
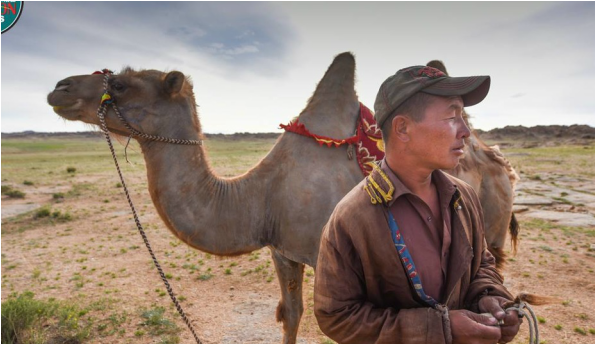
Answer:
[{"left": 366, "top": 159, "right": 458, "bottom": 207}]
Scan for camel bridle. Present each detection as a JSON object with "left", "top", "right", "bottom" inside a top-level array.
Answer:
[{"left": 94, "top": 69, "right": 203, "bottom": 146}]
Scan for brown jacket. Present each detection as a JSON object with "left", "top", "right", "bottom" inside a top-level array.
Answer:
[{"left": 314, "top": 166, "right": 513, "bottom": 343}]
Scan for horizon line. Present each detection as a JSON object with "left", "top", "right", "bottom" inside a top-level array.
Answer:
[{"left": 2, "top": 123, "right": 595, "bottom": 136}]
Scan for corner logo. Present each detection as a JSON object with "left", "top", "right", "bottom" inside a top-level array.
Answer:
[{"left": 1, "top": 1, "right": 24, "bottom": 34}]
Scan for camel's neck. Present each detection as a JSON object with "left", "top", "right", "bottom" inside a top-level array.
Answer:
[{"left": 138, "top": 129, "right": 267, "bottom": 256}]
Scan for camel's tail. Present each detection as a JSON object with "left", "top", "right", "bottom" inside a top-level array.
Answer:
[
  {"left": 510, "top": 213, "right": 519, "bottom": 255},
  {"left": 488, "top": 214, "right": 519, "bottom": 271},
  {"left": 505, "top": 293, "right": 562, "bottom": 308}
]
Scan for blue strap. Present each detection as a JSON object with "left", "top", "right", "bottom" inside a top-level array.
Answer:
[{"left": 387, "top": 210, "right": 438, "bottom": 307}]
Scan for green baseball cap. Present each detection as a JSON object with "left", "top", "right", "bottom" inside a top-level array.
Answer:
[{"left": 374, "top": 65, "right": 490, "bottom": 127}]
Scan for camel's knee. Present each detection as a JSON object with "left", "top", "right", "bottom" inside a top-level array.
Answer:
[
  {"left": 275, "top": 295, "right": 304, "bottom": 325},
  {"left": 276, "top": 301, "right": 285, "bottom": 323}
]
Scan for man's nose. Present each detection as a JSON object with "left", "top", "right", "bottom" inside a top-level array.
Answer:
[{"left": 458, "top": 117, "right": 471, "bottom": 139}]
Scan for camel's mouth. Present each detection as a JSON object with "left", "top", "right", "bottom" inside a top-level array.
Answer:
[
  {"left": 47, "top": 90, "right": 131, "bottom": 137},
  {"left": 48, "top": 97, "right": 85, "bottom": 121},
  {"left": 47, "top": 89, "right": 89, "bottom": 119}
]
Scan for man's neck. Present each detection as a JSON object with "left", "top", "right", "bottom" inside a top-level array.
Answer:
[{"left": 385, "top": 155, "right": 435, "bottom": 197}]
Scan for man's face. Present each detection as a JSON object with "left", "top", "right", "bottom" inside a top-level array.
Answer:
[{"left": 408, "top": 95, "right": 470, "bottom": 170}]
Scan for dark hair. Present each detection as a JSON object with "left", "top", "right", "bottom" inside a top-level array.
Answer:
[{"left": 381, "top": 92, "right": 435, "bottom": 142}]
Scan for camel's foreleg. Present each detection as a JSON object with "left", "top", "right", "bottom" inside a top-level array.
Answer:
[{"left": 271, "top": 250, "right": 305, "bottom": 344}]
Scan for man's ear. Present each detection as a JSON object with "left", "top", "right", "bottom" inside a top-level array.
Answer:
[
  {"left": 392, "top": 115, "right": 411, "bottom": 142},
  {"left": 164, "top": 71, "right": 185, "bottom": 95}
]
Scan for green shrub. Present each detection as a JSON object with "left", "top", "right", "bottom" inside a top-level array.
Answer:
[
  {"left": 53, "top": 193, "right": 65, "bottom": 200},
  {"left": 23, "top": 181, "right": 34, "bottom": 186},
  {"left": 197, "top": 273, "right": 213, "bottom": 281},
  {"left": 66, "top": 167, "right": 76, "bottom": 173},
  {"left": 52, "top": 211, "right": 72, "bottom": 222},
  {"left": 140, "top": 307, "right": 179, "bottom": 336},
  {"left": 1, "top": 185, "right": 12, "bottom": 194},
  {"left": 34, "top": 207, "right": 72, "bottom": 222},
  {"left": 1, "top": 291, "right": 50, "bottom": 343},
  {"left": 5, "top": 189, "right": 25, "bottom": 198},
  {"left": 574, "top": 327, "right": 587, "bottom": 335},
  {"left": 35, "top": 207, "right": 52, "bottom": 219},
  {"left": 1, "top": 291, "right": 90, "bottom": 344}
]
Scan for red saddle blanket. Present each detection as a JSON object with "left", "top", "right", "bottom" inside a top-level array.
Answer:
[{"left": 280, "top": 103, "right": 385, "bottom": 176}]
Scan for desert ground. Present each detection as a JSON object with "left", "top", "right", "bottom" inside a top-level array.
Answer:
[{"left": 1, "top": 129, "right": 594, "bottom": 344}]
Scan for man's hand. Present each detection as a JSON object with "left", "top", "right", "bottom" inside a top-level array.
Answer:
[
  {"left": 479, "top": 296, "right": 522, "bottom": 343},
  {"left": 450, "top": 309, "right": 501, "bottom": 344}
]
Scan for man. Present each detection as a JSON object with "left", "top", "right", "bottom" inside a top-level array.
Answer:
[{"left": 314, "top": 65, "right": 521, "bottom": 343}]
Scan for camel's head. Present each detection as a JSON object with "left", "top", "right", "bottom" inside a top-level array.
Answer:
[{"left": 47, "top": 68, "right": 201, "bottom": 139}]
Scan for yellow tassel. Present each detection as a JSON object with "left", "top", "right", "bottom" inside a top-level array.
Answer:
[{"left": 101, "top": 93, "right": 112, "bottom": 104}]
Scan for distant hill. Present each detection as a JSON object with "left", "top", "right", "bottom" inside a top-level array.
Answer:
[
  {"left": 2, "top": 125, "right": 594, "bottom": 142},
  {"left": 475, "top": 124, "right": 594, "bottom": 140}
]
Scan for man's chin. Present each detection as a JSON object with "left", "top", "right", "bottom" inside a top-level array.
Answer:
[{"left": 440, "top": 158, "right": 462, "bottom": 171}]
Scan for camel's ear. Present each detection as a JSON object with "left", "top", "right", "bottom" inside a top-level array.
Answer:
[{"left": 164, "top": 71, "right": 185, "bottom": 95}]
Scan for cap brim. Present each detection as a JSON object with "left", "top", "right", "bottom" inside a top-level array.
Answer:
[{"left": 421, "top": 76, "right": 490, "bottom": 107}]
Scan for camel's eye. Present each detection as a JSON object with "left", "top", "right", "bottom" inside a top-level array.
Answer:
[{"left": 111, "top": 82, "right": 126, "bottom": 92}]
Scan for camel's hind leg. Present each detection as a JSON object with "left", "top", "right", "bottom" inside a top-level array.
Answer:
[{"left": 271, "top": 250, "right": 305, "bottom": 343}]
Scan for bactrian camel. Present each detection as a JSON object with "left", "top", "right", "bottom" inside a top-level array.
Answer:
[{"left": 48, "top": 52, "right": 518, "bottom": 343}]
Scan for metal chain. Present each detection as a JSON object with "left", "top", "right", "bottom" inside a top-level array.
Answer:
[{"left": 96, "top": 71, "right": 202, "bottom": 344}]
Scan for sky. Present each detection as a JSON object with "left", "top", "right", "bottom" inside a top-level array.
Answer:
[{"left": 1, "top": 1, "right": 594, "bottom": 134}]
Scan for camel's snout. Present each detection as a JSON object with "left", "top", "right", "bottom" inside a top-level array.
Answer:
[
  {"left": 54, "top": 78, "right": 73, "bottom": 92},
  {"left": 47, "top": 77, "right": 88, "bottom": 119}
]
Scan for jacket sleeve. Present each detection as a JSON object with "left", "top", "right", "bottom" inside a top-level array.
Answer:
[
  {"left": 464, "top": 240, "right": 515, "bottom": 311},
  {"left": 314, "top": 214, "right": 448, "bottom": 344},
  {"left": 463, "top": 188, "right": 514, "bottom": 311}
]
